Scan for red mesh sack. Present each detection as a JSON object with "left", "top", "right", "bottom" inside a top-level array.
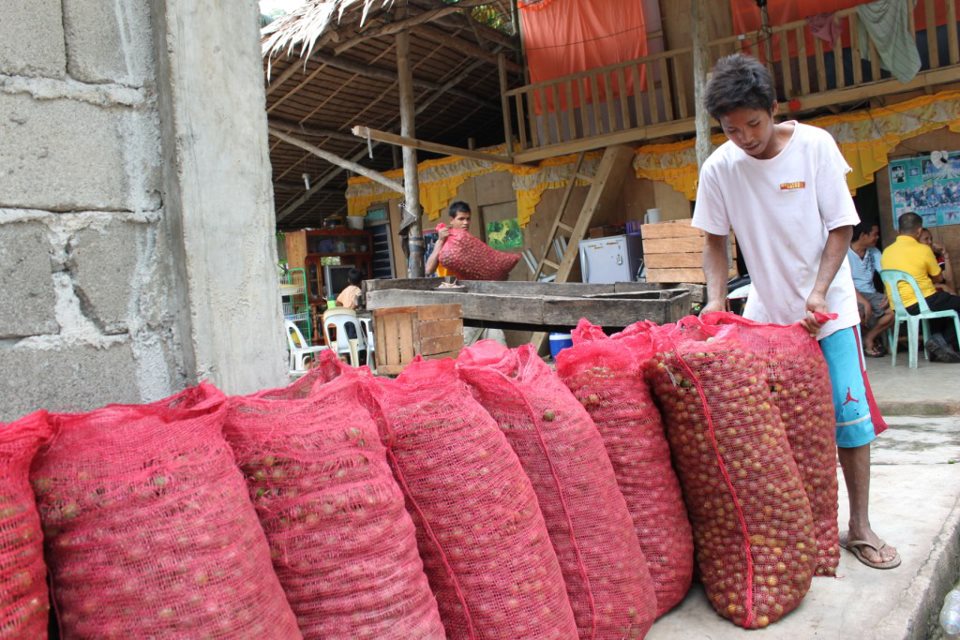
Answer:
[
  {"left": 556, "top": 323, "right": 694, "bottom": 617},
  {"left": 457, "top": 343, "right": 657, "bottom": 640},
  {"left": 645, "top": 322, "right": 816, "bottom": 629},
  {"left": 701, "top": 312, "right": 840, "bottom": 576},
  {"left": 438, "top": 227, "right": 520, "bottom": 280},
  {"left": 224, "top": 355, "right": 445, "bottom": 639},
  {"left": 0, "top": 411, "right": 52, "bottom": 638},
  {"left": 33, "top": 384, "right": 302, "bottom": 639},
  {"left": 368, "top": 357, "right": 577, "bottom": 640}
]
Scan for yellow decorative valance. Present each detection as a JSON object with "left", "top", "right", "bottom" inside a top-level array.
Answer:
[{"left": 634, "top": 91, "right": 960, "bottom": 199}]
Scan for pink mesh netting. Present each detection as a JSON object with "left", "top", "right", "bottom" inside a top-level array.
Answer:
[
  {"left": 33, "top": 384, "right": 302, "bottom": 639},
  {"left": 368, "top": 357, "right": 578, "bottom": 640},
  {"left": 438, "top": 228, "right": 521, "bottom": 280},
  {"left": 556, "top": 322, "right": 694, "bottom": 617},
  {"left": 0, "top": 411, "right": 51, "bottom": 639},
  {"left": 457, "top": 343, "right": 657, "bottom": 640},
  {"left": 224, "top": 355, "right": 445, "bottom": 639},
  {"left": 701, "top": 312, "right": 840, "bottom": 576},
  {"left": 646, "top": 322, "right": 816, "bottom": 629}
]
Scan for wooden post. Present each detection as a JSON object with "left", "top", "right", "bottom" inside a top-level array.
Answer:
[
  {"left": 397, "top": 27, "right": 424, "bottom": 277},
  {"left": 691, "top": 0, "right": 714, "bottom": 169},
  {"left": 498, "top": 53, "right": 514, "bottom": 158}
]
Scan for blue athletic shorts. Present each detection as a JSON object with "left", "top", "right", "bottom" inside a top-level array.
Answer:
[{"left": 818, "top": 326, "right": 888, "bottom": 448}]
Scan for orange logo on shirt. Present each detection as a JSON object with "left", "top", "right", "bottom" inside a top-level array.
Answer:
[{"left": 780, "top": 181, "right": 806, "bottom": 190}]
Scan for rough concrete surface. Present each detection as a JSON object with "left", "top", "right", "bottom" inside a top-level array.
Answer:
[
  {"left": 70, "top": 220, "right": 143, "bottom": 333},
  {"left": 648, "top": 416, "right": 960, "bottom": 639},
  {"left": 0, "top": 341, "right": 141, "bottom": 419},
  {"left": 62, "top": 0, "right": 153, "bottom": 86},
  {"left": 0, "top": 222, "right": 57, "bottom": 337},
  {"left": 0, "top": 0, "right": 66, "bottom": 79},
  {"left": 0, "top": 93, "right": 152, "bottom": 211},
  {"left": 866, "top": 357, "right": 960, "bottom": 416},
  {"left": 152, "top": 0, "right": 287, "bottom": 395}
]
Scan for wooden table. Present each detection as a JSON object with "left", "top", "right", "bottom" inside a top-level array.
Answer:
[{"left": 364, "top": 278, "right": 695, "bottom": 332}]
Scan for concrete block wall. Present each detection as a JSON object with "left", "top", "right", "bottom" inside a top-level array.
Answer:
[{"left": 0, "top": 0, "right": 286, "bottom": 421}]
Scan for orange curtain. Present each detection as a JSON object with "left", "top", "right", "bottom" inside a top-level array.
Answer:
[{"left": 520, "top": 0, "right": 647, "bottom": 111}]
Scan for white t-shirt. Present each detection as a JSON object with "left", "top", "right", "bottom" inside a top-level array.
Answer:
[{"left": 692, "top": 122, "right": 860, "bottom": 339}]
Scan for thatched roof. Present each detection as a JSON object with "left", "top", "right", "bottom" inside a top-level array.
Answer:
[{"left": 262, "top": 0, "right": 520, "bottom": 229}]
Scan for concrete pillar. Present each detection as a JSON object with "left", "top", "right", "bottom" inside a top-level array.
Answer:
[{"left": 150, "top": 0, "right": 287, "bottom": 394}]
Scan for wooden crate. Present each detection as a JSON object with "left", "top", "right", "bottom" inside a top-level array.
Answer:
[
  {"left": 373, "top": 304, "right": 464, "bottom": 375},
  {"left": 640, "top": 219, "right": 737, "bottom": 284}
]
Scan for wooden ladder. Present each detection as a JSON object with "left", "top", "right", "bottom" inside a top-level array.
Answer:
[{"left": 529, "top": 144, "right": 637, "bottom": 352}]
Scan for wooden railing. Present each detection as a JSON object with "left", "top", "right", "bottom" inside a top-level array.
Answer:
[{"left": 503, "top": 0, "right": 960, "bottom": 163}]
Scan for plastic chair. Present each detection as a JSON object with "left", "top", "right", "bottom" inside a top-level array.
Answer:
[
  {"left": 358, "top": 316, "right": 376, "bottom": 374},
  {"left": 321, "top": 308, "right": 365, "bottom": 367},
  {"left": 284, "top": 320, "right": 328, "bottom": 372},
  {"left": 879, "top": 269, "right": 960, "bottom": 369}
]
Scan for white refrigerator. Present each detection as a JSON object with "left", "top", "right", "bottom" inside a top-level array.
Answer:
[{"left": 578, "top": 234, "right": 643, "bottom": 284}]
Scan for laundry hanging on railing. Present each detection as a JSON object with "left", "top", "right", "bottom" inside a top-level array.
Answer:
[{"left": 856, "top": 0, "right": 922, "bottom": 83}]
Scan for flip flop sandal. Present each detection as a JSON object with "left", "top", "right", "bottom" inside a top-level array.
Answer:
[
  {"left": 864, "top": 347, "right": 885, "bottom": 358},
  {"left": 841, "top": 537, "right": 902, "bottom": 570}
]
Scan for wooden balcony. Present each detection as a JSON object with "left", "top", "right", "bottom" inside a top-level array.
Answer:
[{"left": 503, "top": 0, "right": 960, "bottom": 164}]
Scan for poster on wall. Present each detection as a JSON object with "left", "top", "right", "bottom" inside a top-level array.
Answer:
[
  {"left": 888, "top": 150, "right": 960, "bottom": 229},
  {"left": 485, "top": 218, "right": 523, "bottom": 251}
]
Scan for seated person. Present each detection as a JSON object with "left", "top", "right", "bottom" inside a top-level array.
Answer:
[
  {"left": 919, "top": 227, "right": 956, "bottom": 295},
  {"left": 425, "top": 200, "right": 472, "bottom": 279},
  {"left": 847, "top": 222, "right": 894, "bottom": 357},
  {"left": 335, "top": 268, "right": 364, "bottom": 310},
  {"left": 881, "top": 212, "right": 960, "bottom": 362}
]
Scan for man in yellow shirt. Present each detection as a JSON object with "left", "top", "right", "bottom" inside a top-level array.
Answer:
[{"left": 880, "top": 211, "right": 960, "bottom": 362}]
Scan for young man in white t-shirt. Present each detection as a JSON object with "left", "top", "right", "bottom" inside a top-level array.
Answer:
[{"left": 693, "top": 54, "right": 899, "bottom": 569}]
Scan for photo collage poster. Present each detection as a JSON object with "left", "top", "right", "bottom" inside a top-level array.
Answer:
[{"left": 889, "top": 150, "right": 960, "bottom": 229}]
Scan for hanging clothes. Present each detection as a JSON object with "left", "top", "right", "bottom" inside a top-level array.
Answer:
[
  {"left": 807, "top": 12, "right": 841, "bottom": 44},
  {"left": 856, "top": 0, "right": 921, "bottom": 83}
]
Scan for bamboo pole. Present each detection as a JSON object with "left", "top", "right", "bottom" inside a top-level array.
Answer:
[
  {"left": 397, "top": 28, "right": 424, "bottom": 277},
  {"left": 267, "top": 128, "right": 404, "bottom": 193},
  {"left": 691, "top": 0, "right": 714, "bottom": 169}
]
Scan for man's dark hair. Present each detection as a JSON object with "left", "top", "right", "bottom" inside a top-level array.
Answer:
[
  {"left": 852, "top": 221, "right": 878, "bottom": 242},
  {"left": 704, "top": 54, "right": 777, "bottom": 120},
  {"left": 898, "top": 211, "right": 923, "bottom": 233},
  {"left": 347, "top": 268, "right": 364, "bottom": 286},
  {"left": 448, "top": 201, "right": 471, "bottom": 218}
]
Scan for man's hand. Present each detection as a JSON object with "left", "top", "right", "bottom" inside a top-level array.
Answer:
[
  {"left": 437, "top": 226, "right": 450, "bottom": 242},
  {"left": 699, "top": 300, "right": 726, "bottom": 316},
  {"left": 802, "top": 291, "right": 829, "bottom": 335}
]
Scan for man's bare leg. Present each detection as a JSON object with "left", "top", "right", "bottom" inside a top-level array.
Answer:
[
  {"left": 838, "top": 444, "right": 898, "bottom": 564},
  {"left": 864, "top": 312, "right": 894, "bottom": 354}
]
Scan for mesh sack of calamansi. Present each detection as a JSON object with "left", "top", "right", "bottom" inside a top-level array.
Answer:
[
  {"left": 700, "top": 311, "right": 840, "bottom": 576},
  {"left": 437, "top": 227, "right": 520, "bottom": 280},
  {"left": 34, "top": 384, "right": 301, "bottom": 639},
  {"left": 0, "top": 410, "right": 52, "bottom": 639},
  {"left": 557, "top": 321, "right": 694, "bottom": 617},
  {"left": 646, "top": 321, "right": 816, "bottom": 629},
  {"left": 458, "top": 343, "right": 657, "bottom": 640},
  {"left": 368, "top": 357, "right": 578, "bottom": 640},
  {"left": 224, "top": 354, "right": 445, "bottom": 639}
]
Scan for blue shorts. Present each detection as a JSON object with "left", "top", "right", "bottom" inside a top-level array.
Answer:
[{"left": 819, "top": 326, "right": 888, "bottom": 448}]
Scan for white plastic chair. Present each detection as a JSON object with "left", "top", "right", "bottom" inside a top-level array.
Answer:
[
  {"left": 358, "top": 316, "right": 376, "bottom": 373},
  {"left": 321, "top": 308, "right": 365, "bottom": 367},
  {"left": 284, "top": 320, "right": 328, "bottom": 372}
]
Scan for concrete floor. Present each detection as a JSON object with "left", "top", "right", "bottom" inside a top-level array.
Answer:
[{"left": 647, "top": 355, "right": 960, "bottom": 640}]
